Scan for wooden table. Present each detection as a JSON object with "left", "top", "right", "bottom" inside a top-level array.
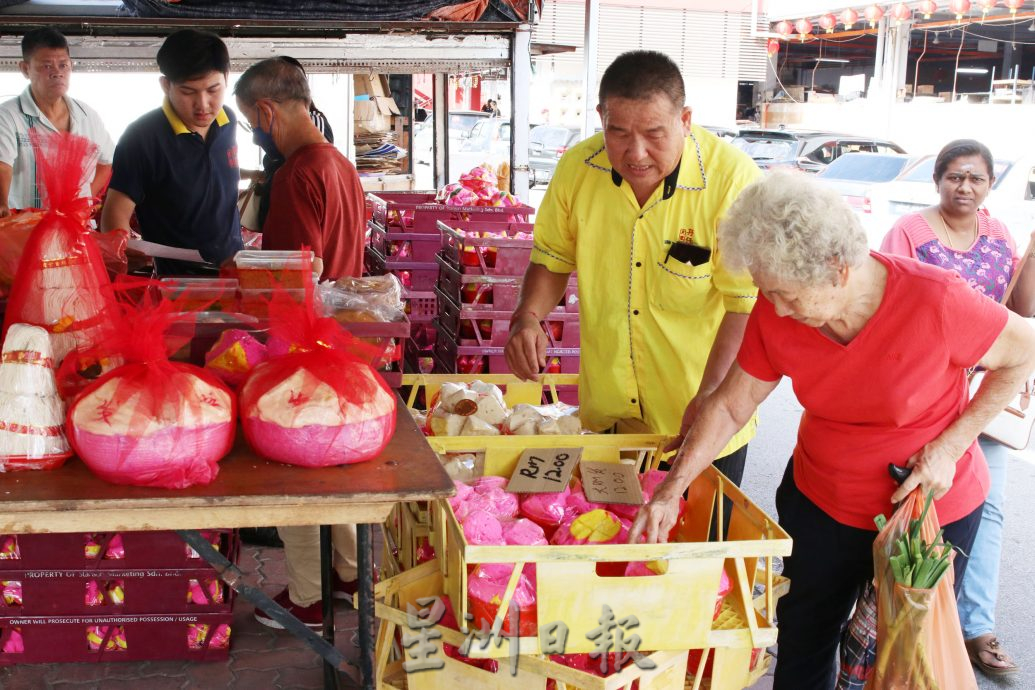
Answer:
[{"left": 0, "top": 402, "right": 453, "bottom": 689}]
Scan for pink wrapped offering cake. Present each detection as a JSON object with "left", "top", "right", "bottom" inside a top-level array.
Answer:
[{"left": 204, "top": 329, "right": 268, "bottom": 387}]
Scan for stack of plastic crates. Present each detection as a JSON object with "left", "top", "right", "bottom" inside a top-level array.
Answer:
[
  {"left": 0, "top": 530, "right": 239, "bottom": 664},
  {"left": 364, "top": 193, "right": 535, "bottom": 375},
  {"left": 431, "top": 220, "right": 579, "bottom": 376}
]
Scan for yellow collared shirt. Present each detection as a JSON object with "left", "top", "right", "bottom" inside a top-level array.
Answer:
[
  {"left": 161, "top": 98, "right": 231, "bottom": 135},
  {"left": 530, "top": 125, "right": 760, "bottom": 453}
]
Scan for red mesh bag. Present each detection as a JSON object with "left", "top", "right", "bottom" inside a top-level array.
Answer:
[
  {"left": 65, "top": 290, "right": 237, "bottom": 488},
  {"left": 1, "top": 131, "right": 118, "bottom": 362},
  {"left": 238, "top": 273, "right": 396, "bottom": 467}
]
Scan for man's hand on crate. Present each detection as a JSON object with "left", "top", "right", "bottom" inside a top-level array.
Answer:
[{"left": 506, "top": 311, "right": 548, "bottom": 380}]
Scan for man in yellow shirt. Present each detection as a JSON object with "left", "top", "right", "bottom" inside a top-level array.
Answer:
[{"left": 505, "top": 51, "right": 760, "bottom": 482}]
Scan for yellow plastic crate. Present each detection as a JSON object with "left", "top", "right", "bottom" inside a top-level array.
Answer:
[
  {"left": 375, "top": 562, "right": 690, "bottom": 690},
  {"left": 429, "top": 438, "right": 790, "bottom": 657}
]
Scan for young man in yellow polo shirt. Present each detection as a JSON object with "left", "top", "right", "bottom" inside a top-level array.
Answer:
[{"left": 505, "top": 50, "right": 760, "bottom": 484}]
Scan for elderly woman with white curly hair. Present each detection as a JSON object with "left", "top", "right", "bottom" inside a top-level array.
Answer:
[{"left": 628, "top": 170, "right": 1035, "bottom": 690}]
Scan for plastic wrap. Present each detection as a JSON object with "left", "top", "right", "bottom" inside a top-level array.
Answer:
[
  {"left": 204, "top": 329, "right": 269, "bottom": 387},
  {"left": 519, "top": 486, "right": 571, "bottom": 530},
  {"left": 0, "top": 323, "right": 72, "bottom": 471},
  {"left": 1, "top": 131, "right": 118, "bottom": 362},
  {"left": 66, "top": 294, "right": 236, "bottom": 489},
  {"left": 238, "top": 271, "right": 396, "bottom": 467},
  {"left": 467, "top": 562, "right": 538, "bottom": 637},
  {"left": 502, "top": 518, "right": 548, "bottom": 546},
  {"left": 550, "top": 509, "right": 630, "bottom": 546},
  {"left": 321, "top": 274, "right": 405, "bottom": 323}
]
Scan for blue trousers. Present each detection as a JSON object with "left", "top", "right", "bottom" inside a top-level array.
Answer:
[{"left": 957, "top": 436, "right": 1008, "bottom": 640}]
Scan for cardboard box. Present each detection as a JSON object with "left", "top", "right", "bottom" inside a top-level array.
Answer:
[
  {"left": 354, "top": 74, "right": 391, "bottom": 98},
  {"left": 355, "top": 96, "right": 401, "bottom": 134},
  {"left": 916, "top": 84, "right": 935, "bottom": 96}
]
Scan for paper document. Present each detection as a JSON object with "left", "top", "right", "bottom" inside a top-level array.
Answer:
[{"left": 127, "top": 239, "right": 205, "bottom": 263}]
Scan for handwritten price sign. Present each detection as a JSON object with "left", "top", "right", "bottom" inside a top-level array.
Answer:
[
  {"left": 506, "top": 448, "right": 582, "bottom": 494},
  {"left": 581, "top": 461, "right": 643, "bottom": 505}
]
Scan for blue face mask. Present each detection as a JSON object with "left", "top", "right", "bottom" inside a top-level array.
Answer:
[{"left": 252, "top": 108, "right": 281, "bottom": 158}]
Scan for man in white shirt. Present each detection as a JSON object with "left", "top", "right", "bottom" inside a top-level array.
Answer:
[{"left": 0, "top": 28, "right": 114, "bottom": 216}]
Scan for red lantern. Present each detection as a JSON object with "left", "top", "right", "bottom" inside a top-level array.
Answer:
[
  {"left": 864, "top": 4, "right": 885, "bottom": 27},
  {"left": 949, "top": 0, "right": 971, "bottom": 19},
  {"left": 978, "top": 0, "right": 997, "bottom": 17},
  {"left": 767, "top": 38, "right": 781, "bottom": 56},
  {"left": 818, "top": 13, "right": 838, "bottom": 32},
  {"left": 795, "top": 18, "right": 814, "bottom": 40},
  {"left": 841, "top": 7, "right": 860, "bottom": 28},
  {"left": 892, "top": 3, "right": 913, "bottom": 23},
  {"left": 774, "top": 20, "right": 795, "bottom": 38},
  {"left": 920, "top": 0, "right": 939, "bottom": 17},
  {"left": 1005, "top": 0, "right": 1023, "bottom": 13}
]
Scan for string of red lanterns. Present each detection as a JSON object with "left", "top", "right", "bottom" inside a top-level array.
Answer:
[{"left": 771, "top": 1, "right": 1029, "bottom": 39}]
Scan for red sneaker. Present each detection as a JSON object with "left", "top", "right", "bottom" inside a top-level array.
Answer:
[{"left": 254, "top": 589, "right": 323, "bottom": 629}]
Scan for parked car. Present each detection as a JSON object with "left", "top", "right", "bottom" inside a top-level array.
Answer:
[
  {"left": 700, "top": 124, "right": 738, "bottom": 140},
  {"left": 869, "top": 153, "right": 1035, "bottom": 248},
  {"left": 411, "top": 110, "right": 490, "bottom": 164},
  {"left": 730, "top": 128, "right": 906, "bottom": 173},
  {"left": 814, "top": 152, "right": 923, "bottom": 246},
  {"left": 529, "top": 125, "right": 581, "bottom": 187}
]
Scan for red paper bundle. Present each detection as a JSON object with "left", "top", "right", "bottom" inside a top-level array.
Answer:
[
  {"left": 66, "top": 291, "right": 236, "bottom": 489},
  {"left": 1, "top": 131, "right": 117, "bottom": 362},
  {"left": 238, "top": 272, "right": 396, "bottom": 467}
]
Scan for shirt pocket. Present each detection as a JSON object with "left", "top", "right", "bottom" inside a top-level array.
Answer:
[{"left": 647, "top": 255, "right": 713, "bottom": 313}]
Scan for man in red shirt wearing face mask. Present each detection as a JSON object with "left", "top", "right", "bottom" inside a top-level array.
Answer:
[{"left": 234, "top": 57, "right": 365, "bottom": 282}]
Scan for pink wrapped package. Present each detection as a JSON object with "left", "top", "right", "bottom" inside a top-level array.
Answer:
[
  {"left": 550, "top": 509, "right": 629, "bottom": 546},
  {"left": 502, "top": 518, "right": 548, "bottom": 546},
  {"left": 639, "top": 469, "right": 668, "bottom": 496},
  {"left": 0, "top": 535, "right": 19, "bottom": 559},
  {"left": 462, "top": 509, "right": 505, "bottom": 545},
  {"left": 107, "top": 581, "right": 125, "bottom": 605},
  {"left": 2, "top": 627, "right": 24, "bottom": 653},
  {"left": 204, "top": 329, "right": 268, "bottom": 387},
  {"left": 86, "top": 625, "right": 127, "bottom": 651},
  {"left": 470, "top": 476, "right": 508, "bottom": 494},
  {"left": 489, "top": 190, "right": 521, "bottom": 208},
  {"left": 564, "top": 484, "right": 598, "bottom": 518},
  {"left": 460, "top": 166, "right": 499, "bottom": 194},
  {"left": 187, "top": 578, "right": 224, "bottom": 605},
  {"left": 415, "top": 537, "right": 436, "bottom": 564},
  {"left": 2, "top": 580, "right": 22, "bottom": 607},
  {"left": 439, "top": 182, "right": 480, "bottom": 207},
  {"left": 85, "top": 580, "right": 104, "bottom": 606},
  {"left": 84, "top": 534, "right": 125, "bottom": 560},
  {"left": 519, "top": 486, "right": 571, "bottom": 530},
  {"left": 467, "top": 563, "right": 538, "bottom": 637},
  {"left": 184, "top": 531, "right": 222, "bottom": 559},
  {"left": 447, "top": 480, "right": 474, "bottom": 514},
  {"left": 187, "top": 622, "right": 231, "bottom": 650}
]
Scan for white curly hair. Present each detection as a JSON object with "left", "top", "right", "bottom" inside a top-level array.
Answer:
[{"left": 720, "top": 169, "right": 869, "bottom": 286}]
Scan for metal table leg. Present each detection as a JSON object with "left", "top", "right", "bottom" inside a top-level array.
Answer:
[
  {"left": 321, "top": 525, "right": 344, "bottom": 690},
  {"left": 357, "top": 523, "right": 376, "bottom": 690},
  {"left": 176, "top": 529, "right": 360, "bottom": 689}
]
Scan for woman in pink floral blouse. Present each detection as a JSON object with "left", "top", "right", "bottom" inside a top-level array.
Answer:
[{"left": 881, "top": 138, "right": 1035, "bottom": 677}]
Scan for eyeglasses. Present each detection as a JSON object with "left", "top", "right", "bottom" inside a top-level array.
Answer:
[{"left": 943, "top": 172, "right": 989, "bottom": 185}]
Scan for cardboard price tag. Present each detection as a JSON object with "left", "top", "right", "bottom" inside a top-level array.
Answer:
[
  {"left": 506, "top": 448, "right": 582, "bottom": 493},
  {"left": 581, "top": 461, "right": 643, "bottom": 505}
]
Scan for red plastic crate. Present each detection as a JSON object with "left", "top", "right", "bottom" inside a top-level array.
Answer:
[
  {"left": 367, "top": 191, "right": 534, "bottom": 233},
  {"left": 0, "top": 612, "right": 232, "bottom": 664},
  {"left": 0, "top": 531, "right": 236, "bottom": 570},
  {"left": 403, "top": 288, "right": 437, "bottom": 323},
  {"left": 365, "top": 247, "right": 439, "bottom": 291},
  {"left": 368, "top": 222, "right": 439, "bottom": 263},
  {"left": 436, "top": 254, "right": 578, "bottom": 313},
  {"left": 0, "top": 567, "right": 235, "bottom": 616},
  {"left": 432, "top": 334, "right": 580, "bottom": 375},
  {"left": 438, "top": 220, "right": 536, "bottom": 276},
  {"left": 404, "top": 339, "right": 437, "bottom": 374},
  {"left": 436, "top": 298, "right": 580, "bottom": 348}
]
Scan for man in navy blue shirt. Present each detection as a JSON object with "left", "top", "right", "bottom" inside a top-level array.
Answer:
[{"left": 101, "top": 29, "right": 241, "bottom": 275}]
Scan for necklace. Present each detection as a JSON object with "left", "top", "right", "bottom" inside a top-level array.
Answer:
[{"left": 937, "top": 211, "right": 978, "bottom": 252}]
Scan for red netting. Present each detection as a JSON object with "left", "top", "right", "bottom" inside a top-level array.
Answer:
[
  {"left": 238, "top": 265, "right": 396, "bottom": 467},
  {"left": 1, "top": 131, "right": 118, "bottom": 362},
  {"left": 65, "top": 290, "right": 236, "bottom": 489}
]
